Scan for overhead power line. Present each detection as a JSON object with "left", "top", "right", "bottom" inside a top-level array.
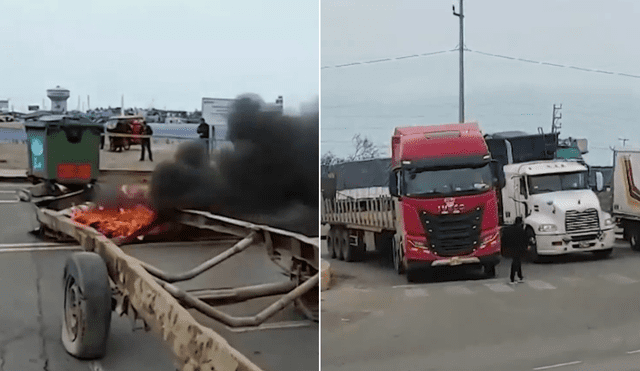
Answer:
[
  {"left": 322, "top": 47, "right": 640, "bottom": 78},
  {"left": 321, "top": 49, "right": 455, "bottom": 69}
]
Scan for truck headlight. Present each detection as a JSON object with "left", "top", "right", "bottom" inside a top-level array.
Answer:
[
  {"left": 604, "top": 218, "right": 615, "bottom": 227},
  {"left": 538, "top": 224, "right": 557, "bottom": 232}
]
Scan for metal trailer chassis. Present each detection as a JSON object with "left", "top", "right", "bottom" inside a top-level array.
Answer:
[{"left": 36, "top": 205, "right": 319, "bottom": 371}]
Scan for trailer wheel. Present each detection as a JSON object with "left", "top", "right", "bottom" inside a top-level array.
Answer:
[
  {"left": 336, "top": 228, "right": 346, "bottom": 260},
  {"left": 343, "top": 229, "right": 356, "bottom": 262},
  {"left": 392, "top": 236, "right": 405, "bottom": 274},
  {"left": 327, "top": 228, "right": 337, "bottom": 259},
  {"left": 629, "top": 226, "right": 640, "bottom": 252},
  {"left": 61, "top": 252, "right": 112, "bottom": 359},
  {"left": 123, "top": 139, "right": 130, "bottom": 151}
]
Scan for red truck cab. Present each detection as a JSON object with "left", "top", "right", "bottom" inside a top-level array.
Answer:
[{"left": 388, "top": 122, "right": 504, "bottom": 280}]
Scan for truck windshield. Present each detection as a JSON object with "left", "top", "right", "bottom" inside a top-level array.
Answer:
[
  {"left": 403, "top": 164, "right": 493, "bottom": 197},
  {"left": 528, "top": 171, "right": 588, "bottom": 195}
]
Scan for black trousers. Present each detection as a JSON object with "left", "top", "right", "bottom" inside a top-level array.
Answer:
[
  {"left": 510, "top": 256, "right": 523, "bottom": 281},
  {"left": 140, "top": 140, "right": 152, "bottom": 161}
]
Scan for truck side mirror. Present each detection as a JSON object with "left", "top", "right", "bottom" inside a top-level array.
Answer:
[
  {"left": 490, "top": 161, "right": 505, "bottom": 189},
  {"left": 389, "top": 171, "right": 399, "bottom": 196}
]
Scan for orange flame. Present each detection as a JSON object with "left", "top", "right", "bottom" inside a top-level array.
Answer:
[{"left": 71, "top": 205, "right": 156, "bottom": 239}]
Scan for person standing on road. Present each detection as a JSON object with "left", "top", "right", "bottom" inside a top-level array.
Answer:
[
  {"left": 506, "top": 216, "right": 527, "bottom": 285},
  {"left": 139, "top": 122, "right": 153, "bottom": 161},
  {"left": 197, "top": 117, "right": 211, "bottom": 163}
]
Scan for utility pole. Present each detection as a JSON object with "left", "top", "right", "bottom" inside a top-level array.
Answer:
[
  {"left": 453, "top": 0, "right": 464, "bottom": 123},
  {"left": 551, "top": 104, "right": 562, "bottom": 134}
]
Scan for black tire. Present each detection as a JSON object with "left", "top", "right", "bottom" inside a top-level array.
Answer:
[
  {"left": 337, "top": 228, "right": 346, "bottom": 261},
  {"left": 526, "top": 228, "right": 540, "bottom": 263},
  {"left": 61, "top": 252, "right": 112, "bottom": 359},
  {"left": 123, "top": 139, "right": 130, "bottom": 151},
  {"left": 392, "top": 237, "right": 405, "bottom": 275},
  {"left": 109, "top": 139, "right": 116, "bottom": 152},
  {"left": 592, "top": 248, "right": 613, "bottom": 259},
  {"left": 327, "top": 228, "right": 337, "bottom": 259},
  {"left": 484, "top": 264, "right": 497, "bottom": 278},
  {"left": 406, "top": 264, "right": 420, "bottom": 283},
  {"left": 630, "top": 226, "right": 640, "bottom": 252},
  {"left": 343, "top": 229, "right": 356, "bottom": 262}
]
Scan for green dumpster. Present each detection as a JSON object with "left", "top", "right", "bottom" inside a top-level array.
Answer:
[{"left": 24, "top": 115, "right": 102, "bottom": 185}]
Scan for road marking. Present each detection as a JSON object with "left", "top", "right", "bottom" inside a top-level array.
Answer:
[
  {"left": 0, "top": 190, "right": 16, "bottom": 193},
  {"left": 527, "top": 280, "right": 556, "bottom": 290},
  {"left": 404, "top": 288, "right": 429, "bottom": 297},
  {"left": 484, "top": 282, "right": 514, "bottom": 292},
  {"left": 393, "top": 284, "right": 422, "bottom": 289},
  {"left": 444, "top": 285, "right": 474, "bottom": 295},
  {"left": 601, "top": 273, "right": 638, "bottom": 284},
  {"left": 561, "top": 277, "right": 583, "bottom": 285},
  {"left": 0, "top": 243, "right": 81, "bottom": 253},
  {"left": 533, "top": 361, "right": 582, "bottom": 370},
  {"left": 0, "top": 199, "right": 19, "bottom": 203},
  {"left": 627, "top": 349, "right": 640, "bottom": 354},
  {"left": 88, "top": 361, "right": 104, "bottom": 371}
]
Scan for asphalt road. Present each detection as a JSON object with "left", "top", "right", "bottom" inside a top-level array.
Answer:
[
  {"left": 0, "top": 181, "right": 318, "bottom": 371},
  {"left": 321, "top": 235, "right": 640, "bottom": 371}
]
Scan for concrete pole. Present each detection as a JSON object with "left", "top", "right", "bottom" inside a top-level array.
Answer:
[{"left": 458, "top": 0, "right": 464, "bottom": 123}]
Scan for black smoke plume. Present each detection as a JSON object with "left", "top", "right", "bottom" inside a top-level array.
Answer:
[{"left": 149, "top": 94, "right": 318, "bottom": 236}]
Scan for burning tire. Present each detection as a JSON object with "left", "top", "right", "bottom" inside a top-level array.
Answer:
[{"left": 61, "top": 252, "right": 112, "bottom": 359}]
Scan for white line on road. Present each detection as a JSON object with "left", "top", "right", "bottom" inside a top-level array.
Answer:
[
  {"left": 627, "top": 349, "right": 640, "bottom": 354},
  {"left": 393, "top": 284, "right": 422, "bottom": 289},
  {"left": 0, "top": 190, "right": 17, "bottom": 193},
  {"left": 527, "top": 280, "right": 557, "bottom": 290},
  {"left": 404, "top": 288, "right": 429, "bottom": 297},
  {"left": 444, "top": 285, "right": 474, "bottom": 295},
  {"left": 88, "top": 361, "right": 104, "bottom": 371},
  {"left": 601, "top": 273, "right": 638, "bottom": 285},
  {"left": 484, "top": 282, "right": 514, "bottom": 292},
  {"left": 0, "top": 243, "right": 81, "bottom": 253},
  {"left": 533, "top": 360, "right": 582, "bottom": 370}
]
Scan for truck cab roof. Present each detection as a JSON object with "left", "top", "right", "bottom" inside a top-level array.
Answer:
[
  {"left": 505, "top": 160, "right": 587, "bottom": 176},
  {"left": 391, "top": 122, "right": 489, "bottom": 168}
]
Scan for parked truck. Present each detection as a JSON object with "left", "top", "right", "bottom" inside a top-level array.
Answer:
[
  {"left": 611, "top": 148, "right": 640, "bottom": 250},
  {"left": 322, "top": 122, "right": 505, "bottom": 282},
  {"left": 486, "top": 132, "right": 616, "bottom": 261}
]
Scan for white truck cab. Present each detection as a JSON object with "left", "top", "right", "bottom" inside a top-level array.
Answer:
[{"left": 502, "top": 160, "right": 616, "bottom": 259}]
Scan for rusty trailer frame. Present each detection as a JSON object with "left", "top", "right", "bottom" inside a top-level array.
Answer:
[{"left": 36, "top": 205, "right": 319, "bottom": 371}]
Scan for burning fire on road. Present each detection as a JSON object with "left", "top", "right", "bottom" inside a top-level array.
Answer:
[{"left": 71, "top": 204, "right": 155, "bottom": 239}]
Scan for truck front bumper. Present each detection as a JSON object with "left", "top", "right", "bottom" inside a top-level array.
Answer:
[
  {"left": 536, "top": 228, "right": 616, "bottom": 255},
  {"left": 408, "top": 253, "right": 500, "bottom": 269}
]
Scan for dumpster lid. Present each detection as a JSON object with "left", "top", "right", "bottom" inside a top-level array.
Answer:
[{"left": 24, "top": 114, "right": 102, "bottom": 128}]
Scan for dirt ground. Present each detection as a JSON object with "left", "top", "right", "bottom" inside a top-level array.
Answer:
[{"left": 0, "top": 140, "right": 183, "bottom": 172}]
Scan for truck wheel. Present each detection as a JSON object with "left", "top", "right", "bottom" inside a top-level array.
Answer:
[
  {"left": 343, "top": 229, "right": 358, "bottom": 262},
  {"left": 337, "top": 228, "right": 347, "bottom": 260},
  {"left": 526, "top": 228, "right": 540, "bottom": 263},
  {"left": 392, "top": 237, "right": 405, "bottom": 274},
  {"left": 123, "top": 139, "right": 130, "bottom": 150},
  {"left": 61, "top": 252, "right": 112, "bottom": 359},
  {"left": 592, "top": 249, "right": 613, "bottom": 259},
  {"left": 484, "top": 264, "right": 497, "bottom": 278},
  {"left": 630, "top": 226, "right": 640, "bottom": 252},
  {"left": 109, "top": 140, "right": 115, "bottom": 152},
  {"left": 327, "top": 228, "right": 337, "bottom": 259}
]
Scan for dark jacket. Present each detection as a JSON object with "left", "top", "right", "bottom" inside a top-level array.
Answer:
[
  {"left": 501, "top": 224, "right": 528, "bottom": 258},
  {"left": 197, "top": 122, "right": 209, "bottom": 139}
]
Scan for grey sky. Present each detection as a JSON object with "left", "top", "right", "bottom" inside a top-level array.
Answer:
[
  {"left": 321, "top": 0, "right": 640, "bottom": 166},
  {"left": 2, "top": 0, "right": 318, "bottom": 114}
]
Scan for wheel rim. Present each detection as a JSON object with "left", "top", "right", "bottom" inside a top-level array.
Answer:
[
  {"left": 528, "top": 233, "right": 537, "bottom": 255},
  {"left": 64, "top": 277, "right": 81, "bottom": 342}
]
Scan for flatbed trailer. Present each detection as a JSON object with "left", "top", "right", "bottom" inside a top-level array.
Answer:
[{"left": 35, "top": 203, "right": 319, "bottom": 371}]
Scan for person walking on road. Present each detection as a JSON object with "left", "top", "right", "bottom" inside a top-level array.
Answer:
[
  {"left": 507, "top": 217, "right": 527, "bottom": 284},
  {"left": 139, "top": 122, "right": 153, "bottom": 161}
]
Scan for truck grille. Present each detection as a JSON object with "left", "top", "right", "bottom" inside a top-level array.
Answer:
[
  {"left": 419, "top": 208, "right": 483, "bottom": 257},
  {"left": 565, "top": 209, "right": 599, "bottom": 233}
]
